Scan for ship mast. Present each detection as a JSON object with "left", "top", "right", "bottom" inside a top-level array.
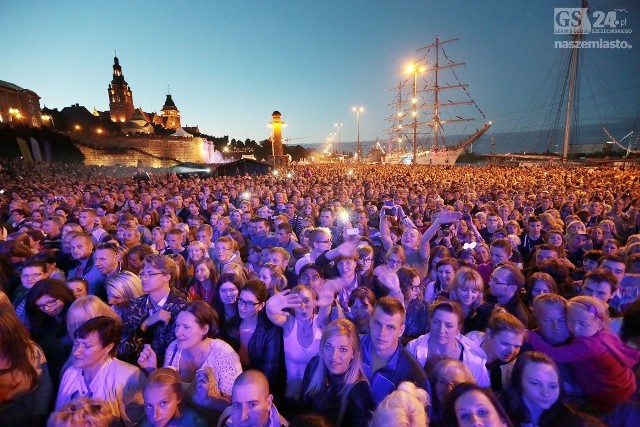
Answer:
[
  {"left": 416, "top": 37, "right": 474, "bottom": 148},
  {"left": 562, "top": 1, "right": 587, "bottom": 161},
  {"left": 434, "top": 36, "right": 440, "bottom": 150}
]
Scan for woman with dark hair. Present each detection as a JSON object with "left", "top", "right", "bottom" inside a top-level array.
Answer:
[
  {"left": 299, "top": 319, "right": 375, "bottom": 427},
  {"left": 443, "top": 382, "right": 514, "bottom": 427},
  {"left": 188, "top": 258, "right": 219, "bottom": 305},
  {"left": 398, "top": 266, "right": 429, "bottom": 342},
  {"left": 525, "top": 272, "right": 558, "bottom": 309},
  {"left": 25, "top": 278, "right": 75, "bottom": 387},
  {"left": 230, "top": 279, "right": 283, "bottom": 394},
  {"left": 347, "top": 287, "right": 376, "bottom": 335},
  {"left": 56, "top": 316, "right": 146, "bottom": 426},
  {"left": 0, "top": 308, "right": 53, "bottom": 426},
  {"left": 428, "top": 245, "right": 453, "bottom": 283},
  {"left": 502, "top": 351, "right": 577, "bottom": 427},
  {"left": 214, "top": 272, "right": 245, "bottom": 350},
  {"left": 138, "top": 301, "right": 242, "bottom": 412},
  {"left": 407, "top": 300, "right": 490, "bottom": 387},
  {"left": 266, "top": 285, "right": 331, "bottom": 402},
  {"left": 166, "top": 253, "right": 190, "bottom": 292}
]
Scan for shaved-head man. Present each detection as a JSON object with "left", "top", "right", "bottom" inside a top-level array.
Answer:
[{"left": 229, "top": 370, "right": 284, "bottom": 427}]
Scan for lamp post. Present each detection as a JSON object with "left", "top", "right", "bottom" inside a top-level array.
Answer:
[
  {"left": 352, "top": 107, "right": 363, "bottom": 161},
  {"left": 407, "top": 63, "right": 426, "bottom": 165},
  {"left": 334, "top": 123, "right": 343, "bottom": 156}
]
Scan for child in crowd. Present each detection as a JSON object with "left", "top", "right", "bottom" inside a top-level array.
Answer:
[
  {"left": 528, "top": 295, "right": 640, "bottom": 413},
  {"left": 139, "top": 368, "right": 207, "bottom": 427}
]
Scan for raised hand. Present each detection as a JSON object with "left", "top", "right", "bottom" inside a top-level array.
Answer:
[{"left": 137, "top": 344, "right": 158, "bottom": 373}]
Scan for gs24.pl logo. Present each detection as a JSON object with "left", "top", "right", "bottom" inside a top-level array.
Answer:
[{"left": 554, "top": 8, "right": 632, "bottom": 34}]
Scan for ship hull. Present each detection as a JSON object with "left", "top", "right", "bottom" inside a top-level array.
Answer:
[
  {"left": 385, "top": 122, "right": 492, "bottom": 165},
  {"left": 386, "top": 147, "right": 465, "bottom": 165}
]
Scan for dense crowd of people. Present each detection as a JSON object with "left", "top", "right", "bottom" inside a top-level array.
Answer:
[{"left": 0, "top": 158, "right": 639, "bottom": 427}]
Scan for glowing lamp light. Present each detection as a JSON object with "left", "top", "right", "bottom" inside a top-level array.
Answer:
[
  {"left": 339, "top": 211, "right": 350, "bottom": 221},
  {"left": 241, "top": 191, "right": 251, "bottom": 199},
  {"left": 347, "top": 169, "right": 353, "bottom": 176},
  {"left": 286, "top": 172, "right": 292, "bottom": 178},
  {"left": 273, "top": 170, "right": 279, "bottom": 176},
  {"left": 74, "top": 124, "right": 81, "bottom": 130},
  {"left": 96, "top": 128, "right": 103, "bottom": 134}
]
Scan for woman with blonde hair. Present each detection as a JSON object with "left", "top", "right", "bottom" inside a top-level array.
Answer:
[
  {"left": 106, "top": 271, "right": 144, "bottom": 313},
  {"left": 186, "top": 240, "right": 210, "bottom": 274},
  {"left": 370, "top": 381, "right": 429, "bottom": 427},
  {"left": 47, "top": 397, "right": 112, "bottom": 427},
  {"left": 300, "top": 319, "right": 374, "bottom": 427},
  {"left": 448, "top": 267, "right": 492, "bottom": 333},
  {"left": 429, "top": 359, "right": 476, "bottom": 427},
  {"left": 66, "top": 295, "right": 121, "bottom": 339}
]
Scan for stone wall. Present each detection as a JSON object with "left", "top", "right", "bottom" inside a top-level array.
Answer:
[{"left": 76, "top": 135, "right": 206, "bottom": 167}]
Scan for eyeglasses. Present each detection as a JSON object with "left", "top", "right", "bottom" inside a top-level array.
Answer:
[
  {"left": 36, "top": 299, "right": 59, "bottom": 311},
  {"left": 21, "top": 273, "right": 45, "bottom": 280},
  {"left": 237, "top": 298, "right": 259, "bottom": 309},
  {"left": 489, "top": 277, "right": 509, "bottom": 286},
  {"left": 139, "top": 271, "right": 165, "bottom": 279},
  {"left": 216, "top": 247, "right": 232, "bottom": 252},
  {"left": 360, "top": 257, "right": 374, "bottom": 263},
  {"left": 411, "top": 285, "right": 422, "bottom": 292},
  {"left": 387, "top": 259, "right": 403, "bottom": 266},
  {"left": 315, "top": 240, "right": 331, "bottom": 244}
]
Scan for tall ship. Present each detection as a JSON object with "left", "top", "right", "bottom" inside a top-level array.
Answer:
[{"left": 383, "top": 36, "right": 492, "bottom": 165}]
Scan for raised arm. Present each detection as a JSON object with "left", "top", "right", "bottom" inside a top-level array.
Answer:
[
  {"left": 265, "top": 290, "right": 299, "bottom": 327},
  {"left": 380, "top": 210, "right": 394, "bottom": 251},
  {"left": 321, "top": 237, "right": 360, "bottom": 262}
]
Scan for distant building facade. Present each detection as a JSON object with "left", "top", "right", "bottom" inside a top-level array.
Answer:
[{"left": 0, "top": 80, "right": 43, "bottom": 127}]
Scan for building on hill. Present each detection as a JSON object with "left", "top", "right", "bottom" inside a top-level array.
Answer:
[
  {"left": 0, "top": 80, "right": 43, "bottom": 127},
  {"left": 104, "top": 55, "right": 191, "bottom": 133},
  {"left": 122, "top": 107, "right": 154, "bottom": 135},
  {"left": 159, "top": 94, "right": 180, "bottom": 130},
  {"left": 108, "top": 56, "right": 135, "bottom": 123},
  {"left": 59, "top": 104, "right": 96, "bottom": 133},
  {"left": 183, "top": 126, "right": 200, "bottom": 135}
]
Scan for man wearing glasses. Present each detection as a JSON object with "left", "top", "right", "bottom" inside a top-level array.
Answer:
[
  {"left": 488, "top": 264, "right": 533, "bottom": 328},
  {"left": 117, "top": 254, "right": 188, "bottom": 365}
]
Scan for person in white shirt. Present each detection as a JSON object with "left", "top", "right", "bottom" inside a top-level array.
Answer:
[{"left": 56, "top": 316, "right": 146, "bottom": 427}]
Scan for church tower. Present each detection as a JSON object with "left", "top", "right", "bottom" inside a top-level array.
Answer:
[
  {"left": 108, "top": 56, "right": 134, "bottom": 123},
  {"left": 160, "top": 93, "right": 180, "bottom": 130}
]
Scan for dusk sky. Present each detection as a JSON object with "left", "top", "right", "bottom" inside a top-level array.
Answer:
[{"left": 2, "top": 0, "right": 638, "bottom": 150}]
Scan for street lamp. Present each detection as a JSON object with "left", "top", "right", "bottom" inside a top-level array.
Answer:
[
  {"left": 334, "top": 123, "right": 343, "bottom": 156},
  {"left": 352, "top": 107, "right": 363, "bottom": 161},
  {"left": 407, "top": 62, "right": 426, "bottom": 164}
]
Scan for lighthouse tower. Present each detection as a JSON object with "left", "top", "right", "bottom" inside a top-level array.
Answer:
[{"left": 268, "top": 111, "right": 289, "bottom": 166}]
